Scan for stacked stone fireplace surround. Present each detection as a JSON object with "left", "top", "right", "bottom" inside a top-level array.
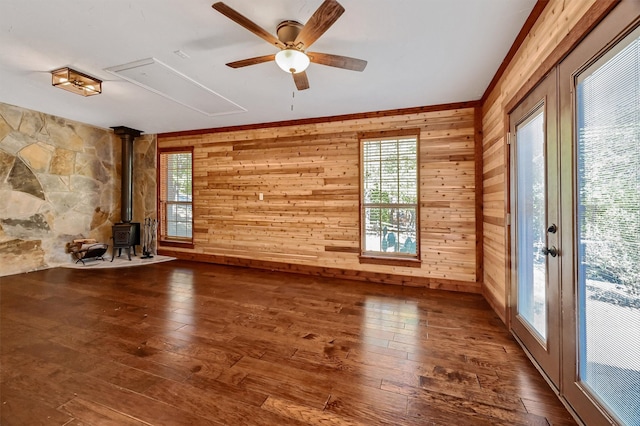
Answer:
[{"left": 0, "top": 102, "right": 156, "bottom": 276}]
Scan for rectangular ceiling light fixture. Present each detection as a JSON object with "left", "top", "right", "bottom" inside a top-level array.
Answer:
[
  {"left": 105, "top": 58, "right": 246, "bottom": 116},
  {"left": 51, "top": 67, "right": 102, "bottom": 96}
]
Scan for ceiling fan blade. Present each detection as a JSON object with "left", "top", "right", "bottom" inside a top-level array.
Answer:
[
  {"left": 226, "top": 54, "right": 276, "bottom": 69},
  {"left": 308, "top": 52, "right": 367, "bottom": 72},
  {"left": 212, "top": 2, "right": 285, "bottom": 49},
  {"left": 294, "top": 0, "right": 345, "bottom": 49},
  {"left": 293, "top": 71, "right": 310, "bottom": 90}
]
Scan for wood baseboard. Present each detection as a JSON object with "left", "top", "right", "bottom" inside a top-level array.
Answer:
[
  {"left": 482, "top": 286, "right": 508, "bottom": 325},
  {"left": 158, "top": 249, "right": 481, "bottom": 294}
]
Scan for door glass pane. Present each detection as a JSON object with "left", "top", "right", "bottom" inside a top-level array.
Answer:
[
  {"left": 516, "top": 107, "right": 547, "bottom": 341},
  {"left": 576, "top": 28, "right": 640, "bottom": 425}
]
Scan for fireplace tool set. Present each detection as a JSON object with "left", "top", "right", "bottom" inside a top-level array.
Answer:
[{"left": 141, "top": 218, "right": 158, "bottom": 259}]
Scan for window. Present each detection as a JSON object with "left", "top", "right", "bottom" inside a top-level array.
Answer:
[
  {"left": 159, "top": 148, "right": 193, "bottom": 244},
  {"left": 360, "top": 131, "right": 419, "bottom": 261}
]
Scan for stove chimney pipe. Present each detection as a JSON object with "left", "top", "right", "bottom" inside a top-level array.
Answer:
[{"left": 112, "top": 126, "right": 142, "bottom": 223}]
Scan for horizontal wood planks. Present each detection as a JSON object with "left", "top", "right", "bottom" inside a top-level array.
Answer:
[
  {"left": 0, "top": 262, "right": 576, "bottom": 425},
  {"left": 481, "top": 0, "right": 598, "bottom": 320},
  {"left": 159, "top": 107, "right": 480, "bottom": 291}
]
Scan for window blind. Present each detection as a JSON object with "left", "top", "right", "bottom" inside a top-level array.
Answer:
[
  {"left": 159, "top": 150, "right": 193, "bottom": 240},
  {"left": 361, "top": 136, "right": 418, "bottom": 257}
]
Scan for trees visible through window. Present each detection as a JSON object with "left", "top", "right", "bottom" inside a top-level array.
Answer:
[
  {"left": 159, "top": 149, "right": 193, "bottom": 242},
  {"left": 360, "top": 132, "right": 419, "bottom": 258}
]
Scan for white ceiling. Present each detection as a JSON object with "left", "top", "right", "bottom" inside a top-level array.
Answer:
[{"left": 0, "top": 0, "right": 536, "bottom": 135}]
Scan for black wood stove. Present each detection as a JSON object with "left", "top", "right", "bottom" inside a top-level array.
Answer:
[
  {"left": 110, "top": 126, "right": 143, "bottom": 262},
  {"left": 111, "top": 222, "right": 140, "bottom": 261}
]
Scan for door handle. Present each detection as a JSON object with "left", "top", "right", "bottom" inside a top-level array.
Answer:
[{"left": 542, "top": 246, "right": 558, "bottom": 257}]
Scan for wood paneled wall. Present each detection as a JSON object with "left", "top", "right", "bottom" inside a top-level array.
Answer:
[
  {"left": 481, "top": 0, "right": 601, "bottom": 321},
  {"left": 159, "top": 105, "right": 480, "bottom": 293}
]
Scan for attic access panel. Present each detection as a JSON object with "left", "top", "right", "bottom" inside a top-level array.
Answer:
[{"left": 106, "top": 58, "right": 246, "bottom": 116}]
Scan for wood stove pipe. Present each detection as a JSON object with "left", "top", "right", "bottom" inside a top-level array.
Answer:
[{"left": 112, "top": 126, "right": 142, "bottom": 223}]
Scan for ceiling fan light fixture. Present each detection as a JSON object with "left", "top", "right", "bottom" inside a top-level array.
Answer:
[
  {"left": 275, "top": 49, "right": 310, "bottom": 74},
  {"left": 51, "top": 67, "right": 102, "bottom": 96}
]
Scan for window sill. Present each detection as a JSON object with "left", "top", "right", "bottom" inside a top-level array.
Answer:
[
  {"left": 359, "top": 255, "right": 422, "bottom": 268},
  {"left": 159, "top": 240, "right": 194, "bottom": 249}
]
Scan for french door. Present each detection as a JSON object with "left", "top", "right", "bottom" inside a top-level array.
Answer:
[
  {"left": 509, "top": 3, "right": 640, "bottom": 425},
  {"left": 509, "top": 70, "right": 560, "bottom": 388}
]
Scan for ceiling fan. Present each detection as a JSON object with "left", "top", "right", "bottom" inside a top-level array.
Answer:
[{"left": 212, "top": 0, "right": 367, "bottom": 90}]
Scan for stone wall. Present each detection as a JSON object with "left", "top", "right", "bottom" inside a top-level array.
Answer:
[
  {"left": 131, "top": 133, "right": 157, "bottom": 227},
  {"left": 0, "top": 102, "right": 156, "bottom": 276}
]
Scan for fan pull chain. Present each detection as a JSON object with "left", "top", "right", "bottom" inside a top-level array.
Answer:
[{"left": 291, "top": 91, "right": 295, "bottom": 111}]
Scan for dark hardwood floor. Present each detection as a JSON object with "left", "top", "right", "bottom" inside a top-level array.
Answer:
[{"left": 0, "top": 260, "right": 576, "bottom": 425}]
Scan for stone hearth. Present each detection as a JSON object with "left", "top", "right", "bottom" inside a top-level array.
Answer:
[{"left": 0, "top": 102, "right": 157, "bottom": 276}]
